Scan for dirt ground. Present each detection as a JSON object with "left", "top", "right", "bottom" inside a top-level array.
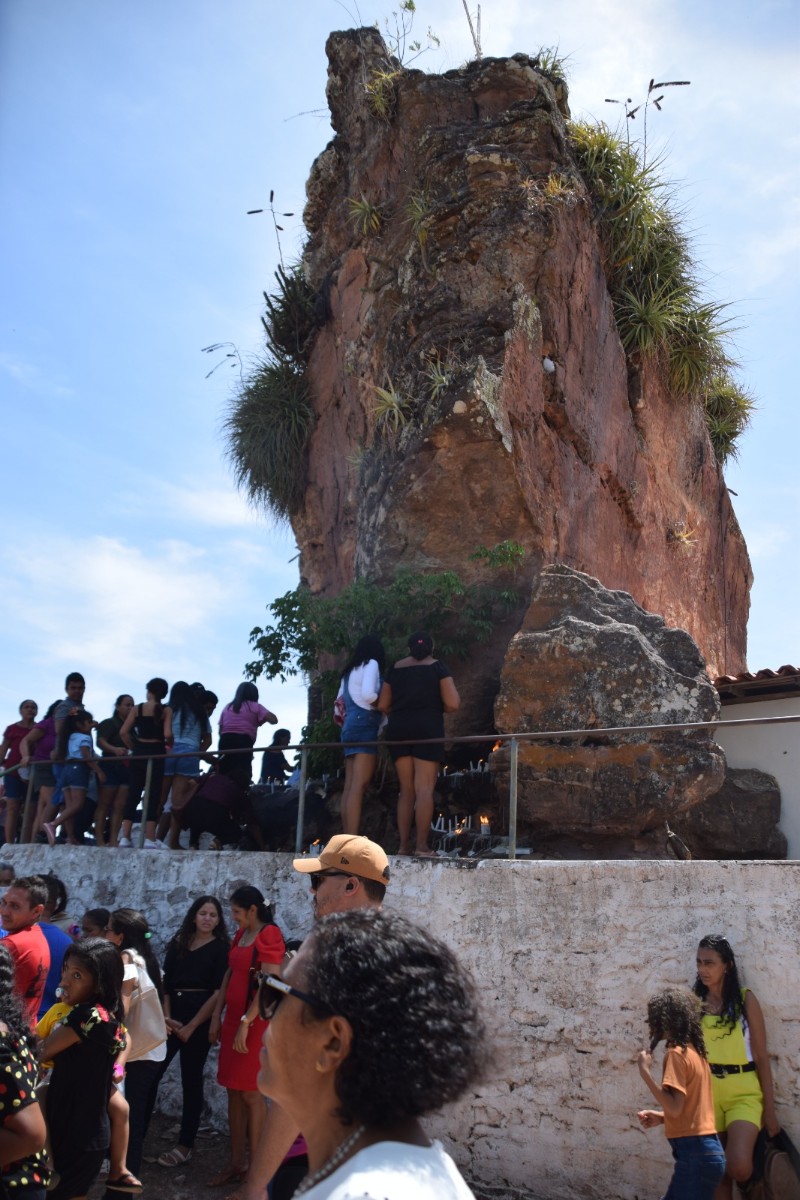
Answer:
[{"left": 88, "top": 1115, "right": 230, "bottom": 1199}]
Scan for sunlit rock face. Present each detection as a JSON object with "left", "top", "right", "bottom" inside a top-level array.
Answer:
[
  {"left": 491, "top": 565, "right": 726, "bottom": 839},
  {"left": 295, "top": 28, "right": 751, "bottom": 738}
]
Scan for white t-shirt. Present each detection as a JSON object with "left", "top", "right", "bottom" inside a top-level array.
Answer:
[
  {"left": 338, "top": 661, "right": 381, "bottom": 711},
  {"left": 300, "top": 1140, "right": 475, "bottom": 1199}
]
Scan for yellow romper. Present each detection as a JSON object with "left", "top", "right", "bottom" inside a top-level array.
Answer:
[{"left": 702, "top": 989, "right": 763, "bottom": 1132}]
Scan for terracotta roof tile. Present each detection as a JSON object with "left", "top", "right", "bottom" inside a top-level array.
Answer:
[{"left": 714, "top": 665, "right": 800, "bottom": 704}]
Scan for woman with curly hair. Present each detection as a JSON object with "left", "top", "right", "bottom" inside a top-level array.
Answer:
[
  {"left": 636, "top": 985, "right": 725, "bottom": 1199},
  {"left": 156, "top": 895, "right": 229, "bottom": 1169},
  {"left": 692, "top": 935, "right": 780, "bottom": 1198},
  {"left": 0, "top": 942, "right": 49, "bottom": 1197},
  {"left": 256, "top": 908, "right": 485, "bottom": 1198}
]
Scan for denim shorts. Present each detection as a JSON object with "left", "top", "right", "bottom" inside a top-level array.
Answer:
[
  {"left": 165, "top": 740, "right": 201, "bottom": 778},
  {"left": 2, "top": 771, "right": 25, "bottom": 801},
  {"left": 663, "top": 1134, "right": 726, "bottom": 1200},
  {"left": 341, "top": 707, "right": 382, "bottom": 757},
  {"left": 62, "top": 761, "right": 91, "bottom": 791}
]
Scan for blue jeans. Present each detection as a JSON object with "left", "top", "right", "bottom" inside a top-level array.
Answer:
[
  {"left": 341, "top": 707, "right": 381, "bottom": 757},
  {"left": 663, "top": 1135, "right": 726, "bottom": 1200}
]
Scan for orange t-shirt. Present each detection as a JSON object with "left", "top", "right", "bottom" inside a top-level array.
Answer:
[{"left": 661, "top": 1045, "right": 718, "bottom": 1138}]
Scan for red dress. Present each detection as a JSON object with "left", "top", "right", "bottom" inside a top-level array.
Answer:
[{"left": 217, "top": 923, "right": 285, "bottom": 1090}]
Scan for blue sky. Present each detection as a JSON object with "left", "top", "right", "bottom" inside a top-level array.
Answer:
[{"left": 1, "top": 0, "right": 798, "bottom": 741}]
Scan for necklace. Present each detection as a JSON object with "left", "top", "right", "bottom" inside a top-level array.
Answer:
[{"left": 295, "top": 1123, "right": 367, "bottom": 1195}]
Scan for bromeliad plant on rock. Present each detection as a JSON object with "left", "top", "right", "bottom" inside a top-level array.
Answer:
[
  {"left": 224, "top": 263, "right": 322, "bottom": 520},
  {"left": 569, "top": 120, "right": 753, "bottom": 464}
]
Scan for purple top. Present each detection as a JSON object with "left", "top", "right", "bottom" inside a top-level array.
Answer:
[
  {"left": 31, "top": 716, "right": 56, "bottom": 762},
  {"left": 218, "top": 701, "right": 272, "bottom": 740}
]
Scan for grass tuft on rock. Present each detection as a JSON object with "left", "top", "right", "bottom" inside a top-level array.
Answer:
[{"left": 569, "top": 121, "right": 752, "bottom": 462}]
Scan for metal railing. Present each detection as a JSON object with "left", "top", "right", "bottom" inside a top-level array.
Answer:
[{"left": 1, "top": 712, "right": 797, "bottom": 858}]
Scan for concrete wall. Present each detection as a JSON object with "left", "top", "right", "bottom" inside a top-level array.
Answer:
[
  {"left": 7, "top": 848, "right": 799, "bottom": 1200},
  {"left": 717, "top": 699, "right": 800, "bottom": 856}
]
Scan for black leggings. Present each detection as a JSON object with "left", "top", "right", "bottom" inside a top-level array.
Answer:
[
  {"left": 125, "top": 1058, "right": 162, "bottom": 1176},
  {"left": 218, "top": 732, "right": 254, "bottom": 785},
  {"left": 124, "top": 746, "right": 165, "bottom": 824},
  {"left": 158, "top": 994, "right": 214, "bottom": 1148}
]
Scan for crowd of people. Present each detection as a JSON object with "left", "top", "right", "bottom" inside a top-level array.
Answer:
[
  {"left": 0, "top": 836, "right": 786, "bottom": 1200},
  {"left": 0, "top": 836, "right": 489, "bottom": 1199},
  {"left": 0, "top": 628, "right": 463, "bottom": 856},
  {"left": 0, "top": 674, "right": 294, "bottom": 852}
]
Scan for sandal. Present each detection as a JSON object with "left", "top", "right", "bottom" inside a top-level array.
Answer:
[
  {"left": 105, "top": 1172, "right": 143, "bottom": 1193},
  {"left": 412, "top": 848, "right": 440, "bottom": 858},
  {"left": 158, "top": 1147, "right": 192, "bottom": 1167}
]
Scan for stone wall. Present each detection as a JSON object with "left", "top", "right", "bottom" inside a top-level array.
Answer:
[{"left": 9, "top": 848, "right": 798, "bottom": 1200}]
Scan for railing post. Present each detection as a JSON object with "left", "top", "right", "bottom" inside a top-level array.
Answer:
[
  {"left": 138, "top": 757, "right": 153, "bottom": 848},
  {"left": 294, "top": 746, "right": 309, "bottom": 855},
  {"left": 508, "top": 737, "right": 518, "bottom": 860},
  {"left": 20, "top": 770, "right": 36, "bottom": 844}
]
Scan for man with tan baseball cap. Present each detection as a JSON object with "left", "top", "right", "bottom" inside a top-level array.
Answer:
[
  {"left": 293, "top": 834, "right": 390, "bottom": 920},
  {"left": 230, "top": 834, "right": 390, "bottom": 1200}
]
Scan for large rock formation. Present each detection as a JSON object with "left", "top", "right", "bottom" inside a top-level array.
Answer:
[
  {"left": 491, "top": 566, "right": 726, "bottom": 839},
  {"left": 294, "top": 29, "right": 751, "bottom": 731}
]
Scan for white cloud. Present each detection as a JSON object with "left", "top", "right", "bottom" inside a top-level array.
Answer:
[
  {"left": 0, "top": 352, "right": 75, "bottom": 399},
  {"left": 1, "top": 535, "right": 227, "bottom": 682},
  {"left": 158, "top": 481, "right": 263, "bottom": 529}
]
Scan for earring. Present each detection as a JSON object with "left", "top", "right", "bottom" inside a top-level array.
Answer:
[{"left": 315, "top": 1061, "right": 325, "bottom": 1072}]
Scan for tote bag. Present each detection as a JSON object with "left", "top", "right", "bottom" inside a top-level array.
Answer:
[{"left": 126, "top": 959, "right": 167, "bottom": 1060}]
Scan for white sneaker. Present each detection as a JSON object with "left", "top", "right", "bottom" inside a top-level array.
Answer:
[
  {"left": 118, "top": 837, "right": 132, "bottom": 848},
  {"left": 144, "top": 838, "right": 169, "bottom": 850}
]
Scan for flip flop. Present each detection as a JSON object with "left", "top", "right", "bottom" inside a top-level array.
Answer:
[
  {"left": 105, "top": 1172, "right": 143, "bottom": 1193},
  {"left": 412, "top": 848, "right": 440, "bottom": 858}
]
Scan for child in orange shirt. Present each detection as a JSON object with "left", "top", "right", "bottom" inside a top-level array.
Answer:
[{"left": 637, "top": 986, "right": 726, "bottom": 1200}]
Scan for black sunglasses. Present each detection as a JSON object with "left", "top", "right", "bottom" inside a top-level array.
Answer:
[
  {"left": 309, "top": 870, "right": 352, "bottom": 892},
  {"left": 258, "top": 973, "right": 332, "bottom": 1021}
]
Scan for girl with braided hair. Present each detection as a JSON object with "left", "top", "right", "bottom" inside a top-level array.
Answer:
[
  {"left": 693, "top": 935, "right": 780, "bottom": 1198},
  {"left": 0, "top": 943, "right": 49, "bottom": 1196},
  {"left": 636, "top": 985, "right": 725, "bottom": 1199}
]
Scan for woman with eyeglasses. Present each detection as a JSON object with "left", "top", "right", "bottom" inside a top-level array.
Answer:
[
  {"left": 209, "top": 886, "right": 285, "bottom": 1189},
  {"left": 256, "top": 908, "right": 485, "bottom": 1198}
]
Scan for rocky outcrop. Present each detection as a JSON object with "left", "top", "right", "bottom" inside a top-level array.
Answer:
[
  {"left": 295, "top": 26, "right": 751, "bottom": 713},
  {"left": 491, "top": 566, "right": 726, "bottom": 838},
  {"left": 678, "top": 767, "right": 787, "bottom": 859}
]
